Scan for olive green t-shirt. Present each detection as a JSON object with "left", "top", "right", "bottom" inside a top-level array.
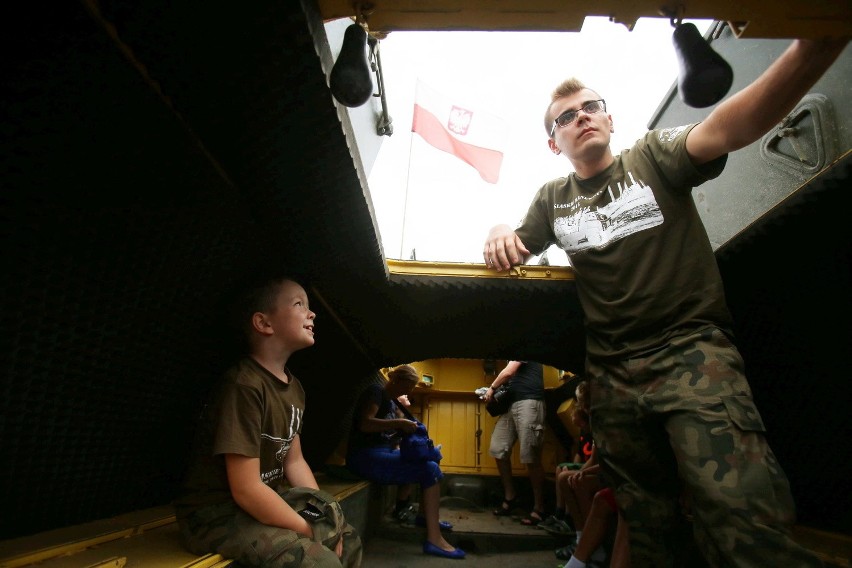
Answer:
[
  {"left": 175, "top": 357, "right": 307, "bottom": 513},
  {"left": 516, "top": 124, "right": 733, "bottom": 361}
]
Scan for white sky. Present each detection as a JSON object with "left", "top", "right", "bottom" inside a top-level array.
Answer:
[{"left": 366, "top": 17, "right": 712, "bottom": 265}]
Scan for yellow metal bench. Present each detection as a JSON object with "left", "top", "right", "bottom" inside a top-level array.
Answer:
[{"left": 0, "top": 474, "right": 371, "bottom": 568}]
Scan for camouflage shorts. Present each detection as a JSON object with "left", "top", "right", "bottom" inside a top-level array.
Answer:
[
  {"left": 178, "top": 486, "right": 362, "bottom": 567},
  {"left": 588, "top": 326, "right": 821, "bottom": 567}
]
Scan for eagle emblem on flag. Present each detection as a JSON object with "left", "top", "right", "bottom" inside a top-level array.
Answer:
[{"left": 448, "top": 106, "right": 472, "bottom": 135}]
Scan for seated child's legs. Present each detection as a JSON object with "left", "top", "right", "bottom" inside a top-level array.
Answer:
[{"left": 179, "top": 499, "right": 361, "bottom": 567}]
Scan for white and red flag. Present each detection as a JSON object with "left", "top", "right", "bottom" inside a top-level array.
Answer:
[{"left": 411, "top": 80, "right": 506, "bottom": 184}]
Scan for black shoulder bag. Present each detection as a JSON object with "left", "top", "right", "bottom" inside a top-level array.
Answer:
[{"left": 486, "top": 383, "right": 514, "bottom": 417}]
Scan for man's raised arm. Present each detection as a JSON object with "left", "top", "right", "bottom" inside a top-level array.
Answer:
[{"left": 686, "top": 38, "right": 848, "bottom": 166}]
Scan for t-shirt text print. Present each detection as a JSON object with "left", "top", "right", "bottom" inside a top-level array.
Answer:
[{"left": 260, "top": 404, "right": 303, "bottom": 485}]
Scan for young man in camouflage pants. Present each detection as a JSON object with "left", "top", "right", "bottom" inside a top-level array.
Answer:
[{"left": 484, "top": 38, "right": 847, "bottom": 566}]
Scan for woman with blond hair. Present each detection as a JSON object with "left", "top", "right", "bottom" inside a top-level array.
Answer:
[{"left": 346, "top": 365, "right": 464, "bottom": 560}]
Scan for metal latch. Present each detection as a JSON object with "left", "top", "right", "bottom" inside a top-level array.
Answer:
[{"left": 760, "top": 93, "right": 836, "bottom": 176}]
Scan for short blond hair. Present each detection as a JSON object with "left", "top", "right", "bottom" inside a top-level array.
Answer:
[
  {"left": 388, "top": 364, "right": 420, "bottom": 383},
  {"left": 543, "top": 78, "right": 603, "bottom": 136}
]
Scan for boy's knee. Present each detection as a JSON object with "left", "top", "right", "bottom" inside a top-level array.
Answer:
[
  {"left": 296, "top": 540, "right": 345, "bottom": 567},
  {"left": 341, "top": 530, "right": 364, "bottom": 568}
]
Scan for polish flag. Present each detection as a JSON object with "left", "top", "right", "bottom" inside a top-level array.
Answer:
[{"left": 411, "top": 80, "right": 506, "bottom": 184}]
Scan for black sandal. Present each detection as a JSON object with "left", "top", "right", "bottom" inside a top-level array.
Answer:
[
  {"left": 520, "top": 510, "right": 544, "bottom": 526},
  {"left": 492, "top": 497, "right": 517, "bottom": 516}
]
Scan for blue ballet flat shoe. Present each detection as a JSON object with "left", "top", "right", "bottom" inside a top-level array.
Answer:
[
  {"left": 415, "top": 515, "right": 453, "bottom": 530},
  {"left": 423, "top": 541, "right": 465, "bottom": 559}
]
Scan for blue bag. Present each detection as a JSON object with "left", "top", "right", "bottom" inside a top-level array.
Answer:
[{"left": 400, "top": 422, "right": 442, "bottom": 463}]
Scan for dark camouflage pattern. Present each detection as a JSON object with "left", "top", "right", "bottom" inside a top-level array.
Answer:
[
  {"left": 178, "top": 487, "right": 362, "bottom": 567},
  {"left": 588, "top": 326, "right": 822, "bottom": 567}
]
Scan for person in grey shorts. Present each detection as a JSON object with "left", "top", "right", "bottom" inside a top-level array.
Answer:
[{"left": 483, "top": 360, "right": 546, "bottom": 525}]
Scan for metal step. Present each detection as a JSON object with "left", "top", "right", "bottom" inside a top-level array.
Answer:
[{"left": 374, "top": 501, "right": 568, "bottom": 553}]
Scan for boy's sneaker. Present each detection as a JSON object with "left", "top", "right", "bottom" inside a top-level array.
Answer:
[
  {"left": 538, "top": 514, "right": 559, "bottom": 530},
  {"left": 555, "top": 543, "right": 575, "bottom": 560},
  {"left": 393, "top": 504, "right": 417, "bottom": 525},
  {"left": 539, "top": 515, "right": 574, "bottom": 536},
  {"left": 585, "top": 546, "right": 608, "bottom": 568}
]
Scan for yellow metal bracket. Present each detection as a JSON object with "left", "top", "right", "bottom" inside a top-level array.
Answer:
[{"left": 386, "top": 259, "right": 575, "bottom": 280}]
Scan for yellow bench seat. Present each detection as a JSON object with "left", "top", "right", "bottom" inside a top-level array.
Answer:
[{"left": 0, "top": 475, "right": 370, "bottom": 568}]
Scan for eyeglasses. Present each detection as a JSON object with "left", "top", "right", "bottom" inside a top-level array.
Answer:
[{"left": 550, "top": 99, "right": 606, "bottom": 137}]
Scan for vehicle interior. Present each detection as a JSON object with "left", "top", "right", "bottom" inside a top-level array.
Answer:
[{"left": 1, "top": 0, "right": 850, "bottom": 566}]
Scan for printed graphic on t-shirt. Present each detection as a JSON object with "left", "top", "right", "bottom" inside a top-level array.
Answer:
[
  {"left": 658, "top": 125, "right": 689, "bottom": 144},
  {"left": 259, "top": 404, "right": 303, "bottom": 485},
  {"left": 553, "top": 170, "right": 663, "bottom": 254}
]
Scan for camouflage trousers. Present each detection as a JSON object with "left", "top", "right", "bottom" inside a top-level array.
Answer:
[
  {"left": 588, "top": 326, "right": 822, "bottom": 568},
  {"left": 177, "top": 487, "right": 363, "bottom": 567}
]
